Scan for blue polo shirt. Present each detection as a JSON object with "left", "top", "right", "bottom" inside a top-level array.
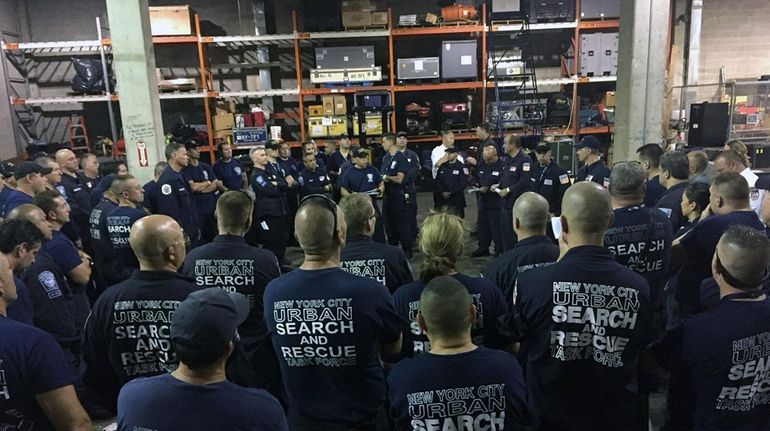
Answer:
[{"left": 213, "top": 158, "right": 245, "bottom": 191}]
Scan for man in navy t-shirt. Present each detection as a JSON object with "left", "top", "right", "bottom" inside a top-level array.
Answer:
[
  {"left": 142, "top": 162, "right": 166, "bottom": 214},
  {"left": 656, "top": 151, "right": 690, "bottom": 232},
  {"left": 636, "top": 143, "right": 666, "bottom": 207},
  {"left": 514, "top": 182, "right": 653, "bottom": 430},
  {"left": 381, "top": 133, "right": 413, "bottom": 257},
  {"left": 0, "top": 252, "right": 92, "bottom": 431},
  {"left": 0, "top": 219, "right": 44, "bottom": 325},
  {"left": 340, "top": 147, "right": 386, "bottom": 243},
  {"left": 653, "top": 226, "right": 770, "bottom": 430},
  {"left": 213, "top": 142, "right": 246, "bottom": 191},
  {"left": 104, "top": 175, "right": 148, "bottom": 285},
  {"left": 339, "top": 193, "right": 413, "bottom": 293},
  {"left": 118, "top": 288, "right": 288, "bottom": 431},
  {"left": 388, "top": 276, "right": 528, "bottom": 431},
  {"left": 264, "top": 194, "right": 404, "bottom": 429},
  {"left": 1, "top": 161, "right": 49, "bottom": 218},
  {"left": 83, "top": 215, "right": 198, "bottom": 413},
  {"left": 157, "top": 143, "right": 200, "bottom": 245},
  {"left": 182, "top": 141, "right": 224, "bottom": 243},
  {"left": 297, "top": 152, "right": 333, "bottom": 199},
  {"left": 674, "top": 172, "right": 766, "bottom": 316}
]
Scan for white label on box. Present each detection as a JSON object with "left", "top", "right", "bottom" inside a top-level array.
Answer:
[
  {"left": 414, "top": 60, "right": 424, "bottom": 71},
  {"left": 321, "top": 117, "right": 333, "bottom": 126},
  {"left": 312, "top": 125, "right": 323, "bottom": 134},
  {"left": 461, "top": 55, "right": 473, "bottom": 65},
  {"left": 344, "top": 56, "right": 349, "bottom": 62},
  {"left": 445, "top": 44, "right": 451, "bottom": 50},
  {"left": 367, "top": 123, "right": 376, "bottom": 130}
]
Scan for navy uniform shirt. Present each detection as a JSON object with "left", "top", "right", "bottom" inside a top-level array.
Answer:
[
  {"left": 250, "top": 166, "right": 288, "bottom": 218},
  {"left": 142, "top": 180, "right": 158, "bottom": 214},
  {"left": 1, "top": 189, "right": 33, "bottom": 217},
  {"left": 327, "top": 150, "right": 351, "bottom": 185},
  {"left": 514, "top": 245, "right": 653, "bottom": 430},
  {"left": 498, "top": 151, "right": 533, "bottom": 208},
  {"left": 605, "top": 205, "right": 673, "bottom": 304},
  {"left": 340, "top": 165, "right": 383, "bottom": 211},
  {"left": 388, "top": 347, "right": 529, "bottom": 431},
  {"left": 393, "top": 273, "right": 510, "bottom": 358},
  {"left": 277, "top": 157, "right": 299, "bottom": 180},
  {"left": 42, "top": 230, "right": 85, "bottom": 290},
  {"left": 475, "top": 159, "right": 504, "bottom": 209},
  {"left": 435, "top": 160, "right": 468, "bottom": 208},
  {"left": 104, "top": 206, "right": 147, "bottom": 285},
  {"left": 263, "top": 267, "right": 405, "bottom": 423},
  {"left": 182, "top": 235, "right": 281, "bottom": 348},
  {"left": 531, "top": 160, "right": 570, "bottom": 215},
  {"left": 182, "top": 162, "right": 219, "bottom": 216},
  {"left": 83, "top": 270, "right": 199, "bottom": 412},
  {"left": 382, "top": 151, "right": 409, "bottom": 199},
  {"left": 482, "top": 235, "right": 560, "bottom": 304},
  {"left": 56, "top": 173, "right": 91, "bottom": 230},
  {"left": 297, "top": 166, "right": 331, "bottom": 198},
  {"left": 340, "top": 235, "right": 414, "bottom": 294},
  {"left": 401, "top": 148, "right": 420, "bottom": 193},
  {"left": 0, "top": 186, "right": 12, "bottom": 213},
  {"left": 156, "top": 166, "right": 199, "bottom": 239},
  {"left": 21, "top": 249, "right": 89, "bottom": 347},
  {"left": 90, "top": 198, "right": 117, "bottom": 283},
  {"left": 0, "top": 315, "right": 77, "bottom": 431},
  {"left": 90, "top": 174, "right": 115, "bottom": 208},
  {"left": 653, "top": 298, "right": 770, "bottom": 430},
  {"left": 575, "top": 159, "right": 611, "bottom": 187},
  {"left": 655, "top": 182, "right": 688, "bottom": 233},
  {"left": 118, "top": 373, "right": 288, "bottom": 431},
  {"left": 644, "top": 176, "right": 667, "bottom": 208},
  {"left": 213, "top": 158, "right": 245, "bottom": 191},
  {"left": 77, "top": 173, "right": 100, "bottom": 195},
  {"left": 7, "top": 275, "right": 34, "bottom": 325}
]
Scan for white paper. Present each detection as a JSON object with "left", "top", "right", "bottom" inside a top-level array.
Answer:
[
  {"left": 343, "top": 56, "right": 349, "bottom": 62},
  {"left": 414, "top": 60, "right": 424, "bottom": 71},
  {"left": 311, "top": 125, "right": 323, "bottom": 135},
  {"left": 460, "top": 55, "right": 473, "bottom": 65},
  {"left": 551, "top": 217, "right": 563, "bottom": 239},
  {"left": 445, "top": 43, "right": 451, "bottom": 50},
  {"left": 261, "top": 221, "right": 269, "bottom": 231},
  {"left": 321, "top": 117, "right": 333, "bottom": 126}
]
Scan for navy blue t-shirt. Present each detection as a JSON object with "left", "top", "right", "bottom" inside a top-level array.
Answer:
[
  {"left": 654, "top": 298, "right": 770, "bottom": 430},
  {"left": 514, "top": 245, "right": 653, "bottom": 430},
  {"left": 388, "top": 346, "right": 529, "bottom": 431},
  {"left": 157, "top": 166, "right": 199, "bottom": 240},
  {"left": 105, "top": 206, "right": 147, "bottom": 283},
  {"left": 142, "top": 180, "right": 159, "bottom": 214},
  {"left": 42, "top": 231, "right": 82, "bottom": 277},
  {"left": 382, "top": 151, "right": 408, "bottom": 198},
  {"left": 393, "top": 273, "right": 510, "bottom": 358},
  {"left": 0, "top": 187, "right": 11, "bottom": 214},
  {"left": 118, "top": 373, "right": 288, "bottom": 431},
  {"left": 264, "top": 267, "right": 405, "bottom": 423},
  {"left": 1, "top": 189, "right": 33, "bottom": 218},
  {"left": 644, "top": 176, "right": 666, "bottom": 208},
  {"left": 213, "top": 158, "right": 245, "bottom": 191},
  {"left": 655, "top": 182, "right": 688, "bottom": 233},
  {"left": 340, "top": 165, "right": 382, "bottom": 210},
  {"left": 0, "top": 316, "right": 77, "bottom": 431},
  {"left": 7, "top": 275, "right": 34, "bottom": 325},
  {"left": 482, "top": 236, "right": 560, "bottom": 304},
  {"left": 182, "top": 162, "right": 219, "bottom": 215}
]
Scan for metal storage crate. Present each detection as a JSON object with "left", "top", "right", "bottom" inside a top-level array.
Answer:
[
  {"left": 397, "top": 57, "right": 440, "bottom": 81},
  {"left": 529, "top": 0, "right": 575, "bottom": 22},
  {"left": 580, "top": 0, "right": 620, "bottom": 19},
  {"left": 441, "top": 40, "right": 478, "bottom": 80},
  {"left": 315, "top": 46, "right": 376, "bottom": 70}
]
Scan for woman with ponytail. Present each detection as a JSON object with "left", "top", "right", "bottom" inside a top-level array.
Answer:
[{"left": 391, "top": 211, "right": 511, "bottom": 361}]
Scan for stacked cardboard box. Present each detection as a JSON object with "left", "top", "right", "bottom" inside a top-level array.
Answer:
[
  {"left": 341, "top": 0, "right": 387, "bottom": 28},
  {"left": 212, "top": 101, "right": 235, "bottom": 140}
]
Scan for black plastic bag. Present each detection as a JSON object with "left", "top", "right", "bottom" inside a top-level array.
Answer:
[{"left": 71, "top": 58, "right": 106, "bottom": 93}]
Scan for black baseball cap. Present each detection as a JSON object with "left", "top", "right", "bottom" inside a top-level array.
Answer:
[
  {"left": 396, "top": 131, "right": 407, "bottom": 138},
  {"left": 535, "top": 142, "right": 551, "bottom": 153},
  {"left": 575, "top": 135, "right": 601, "bottom": 150},
  {"left": 351, "top": 147, "right": 368, "bottom": 158},
  {"left": 0, "top": 161, "right": 14, "bottom": 178},
  {"left": 14, "top": 161, "right": 52, "bottom": 180},
  {"left": 265, "top": 141, "right": 281, "bottom": 150},
  {"left": 171, "top": 288, "right": 249, "bottom": 358}
]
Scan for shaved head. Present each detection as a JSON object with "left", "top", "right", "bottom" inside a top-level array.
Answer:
[
  {"left": 419, "top": 276, "right": 473, "bottom": 339},
  {"left": 513, "top": 192, "right": 550, "bottom": 233},
  {"left": 129, "top": 215, "right": 185, "bottom": 267},
  {"left": 562, "top": 182, "right": 613, "bottom": 236},
  {"left": 714, "top": 225, "right": 770, "bottom": 289},
  {"left": 6, "top": 204, "right": 53, "bottom": 240},
  {"left": 295, "top": 198, "right": 346, "bottom": 255}
]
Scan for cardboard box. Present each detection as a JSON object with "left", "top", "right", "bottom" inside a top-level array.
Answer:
[
  {"left": 213, "top": 129, "right": 233, "bottom": 140},
  {"left": 352, "top": 114, "right": 384, "bottom": 135},
  {"left": 149, "top": 6, "right": 193, "bottom": 36},
  {"left": 371, "top": 12, "right": 388, "bottom": 26},
  {"left": 333, "top": 95, "right": 347, "bottom": 115},
  {"left": 322, "top": 96, "right": 335, "bottom": 116},
  {"left": 342, "top": 11, "right": 372, "bottom": 28},
  {"left": 212, "top": 113, "right": 235, "bottom": 131},
  {"left": 215, "top": 100, "right": 235, "bottom": 115},
  {"left": 424, "top": 13, "right": 439, "bottom": 24},
  {"left": 341, "top": 0, "right": 374, "bottom": 12},
  {"left": 309, "top": 116, "right": 349, "bottom": 138},
  {"left": 602, "top": 91, "right": 616, "bottom": 107},
  {"left": 308, "top": 105, "right": 324, "bottom": 117}
]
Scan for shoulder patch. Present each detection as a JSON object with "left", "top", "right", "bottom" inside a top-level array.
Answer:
[
  {"left": 234, "top": 167, "right": 242, "bottom": 175},
  {"left": 256, "top": 175, "right": 268, "bottom": 187},
  {"left": 559, "top": 174, "right": 570, "bottom": 185},
  {"left": 586, "top": 175, "right": 594, "bottom": 181},
  {"left": 510, "top": 166, "right": 517, "bottom": 172},
  {"left": 55, "top": 185, "right": 67, "bottom": 197},
  {"left": 161, "top": 184, "right": 172, "bottom": 195},
  {"left": 463, "top": 168, "right": 469, "bottom": 175},
  {"left": 38, "top": 271, "right": 62, "bottom": 299},
  {"left": 522, "top": 163, "right": 531, "bottom": 172}
]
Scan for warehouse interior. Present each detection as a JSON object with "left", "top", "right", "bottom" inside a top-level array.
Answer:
[{"left": 0, "top": 0, "right": 768, "bottom": 183}]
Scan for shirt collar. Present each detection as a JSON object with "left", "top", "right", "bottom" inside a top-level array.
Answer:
[
  {"left": 513, "top": 235, "right": 554, "bottom": 248},
  {"left": 212, "top": 234, "right": 248, "bottom": 244},
  {"left": 561, "top": 245, "right": 614, "bottom": 261},
  {"left": 130, "top": 270, "right": 191, "bottom": 282},
  {"left": 347, "top": 234, "right": 373, "bottom": 243}
]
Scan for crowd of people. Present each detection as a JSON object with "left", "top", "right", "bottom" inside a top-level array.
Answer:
[{"left": 0, "top": 130, "right": 769, "bottom": 431}]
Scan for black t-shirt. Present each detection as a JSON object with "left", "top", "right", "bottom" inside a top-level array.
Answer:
[
  {"left": 393, "top": 273, "right": 510, "bottom": 358},
  {"left": 644, "top": 176, "right": 666, "bottom": 208},
  {"left": 142, "top": 180, "right": 159, "bottom": 214},
  {"left": 575, "top": 159, "right": 611, "bottom": 187},
  {"left": 514, "top": 245, "right": 653, "bottom": 430},
  {"left": 56, "top": 173, "right": 92, "bottom": 231},
  {"left": 475, "top": 159, "right": 504, "bottom": 209},
  {"left": 250, "top": 166, "right": 288, "bottom": 218},
  {"left": 654, "top": 298, "right": 770, "bottom": 430},
  {"left": 482, "top": 235, "right": 560, "bottom": 304},
  {"left": 340, "top": 235, "right": 414, "bottom": 294},
  {"left": 90, "top": 199, "right": 117, "bottom": 282},
  {"left": 499, "top": 151, "right": 533, "bottom": 208},
  {"left": 104, "top": 206, "right": 147, "bottom": 284},
  {"left": 82, "top": 270, "right": 198, "bottom": 412},
  {"left": 605, "top": 205, "right": 673, "bottom": 303},
  {"left": 182, "top": 235, "right": 280, "bottom": 346},
  {"left": 531, "top": 160, "right": 570, "bottom": 216},
  {"left": 263, "top": 267, "right": 405, "bottom": 423},
  {"left": 387, "top": 346, "right": 529, "bottom": 431}
]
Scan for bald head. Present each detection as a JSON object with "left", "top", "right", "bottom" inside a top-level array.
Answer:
[
  {"left": 562, "top": 182, "right": 613, "bottom": 237},
  {"left": 295, "top": 198, "right": 344, "bottom": 255},
  {"left": 419, "top": 276, "right": 473, "bottom": 339},
  {"left": 129, "top": 215, "right": 185, "bottom": 268},
  {"left": 55, "top": 149, "right": 78, "bottom": 174},
  {"left": 513, "top": 192, "right": 550, "bottom": 234},
  {"left": 6, "top": 204, "right": 53, "bottom": 240},
  {"left": 714, "top": 225, "right": 770, "bottom": 289}
]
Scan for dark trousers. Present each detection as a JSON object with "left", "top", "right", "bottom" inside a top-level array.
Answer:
[
  {"left": 478, "top": 206, "right": 502, "bottom": 254},
  {"left": 383, "top": 195, "right": 413, "bottom": 252},
  {"left": 406, "top": 191, "right": 418, "bottom": 238},
  {"left": 373, "top": 204, "right": 386, "bottom": 244},
  {"left": 198, "top": 210, "right": 218, "bottom": 244},
  {"left": 257, "top": 215, "right": 289, "bottom": 261},
  {"left": 500, "top": 206, "right": 518, "bottom": 251}
]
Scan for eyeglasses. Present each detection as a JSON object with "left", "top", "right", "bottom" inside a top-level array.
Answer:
[{"left": 298, "top": 194, "right": 338, "bottom": 240}]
